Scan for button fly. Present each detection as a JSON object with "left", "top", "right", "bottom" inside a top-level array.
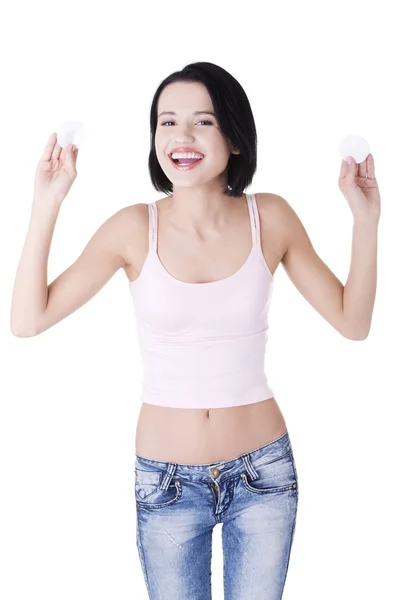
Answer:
[{"left": 211, "top": 468, "right": 220, "bottom": 479}]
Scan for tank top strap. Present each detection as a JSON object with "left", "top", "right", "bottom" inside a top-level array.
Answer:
[
  {"left": 246, "top": 193, "right": 261, "bottom": 247},
  {"left": 148, "top": 202, "right": 158, "bottom": 252}
]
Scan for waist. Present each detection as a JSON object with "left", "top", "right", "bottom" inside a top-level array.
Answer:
[{"left": 135, "top": 396, "right": 287, "bottom": 463}]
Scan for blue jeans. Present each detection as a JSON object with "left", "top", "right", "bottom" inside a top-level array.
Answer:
[{"left": 135, "top": 429, "right": 298, "bottom": 600}]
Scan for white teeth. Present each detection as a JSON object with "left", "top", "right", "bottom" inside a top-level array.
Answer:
[{"left": 171, "top": 152, "right": 203, "bottom": 159}]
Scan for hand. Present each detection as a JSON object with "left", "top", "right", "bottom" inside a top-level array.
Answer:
[
  {"left": 338, "top": 153, "right": 381, "bottom": 224},
  {"left": 34, "top": 132, "right": 79, "bottom": 204}
]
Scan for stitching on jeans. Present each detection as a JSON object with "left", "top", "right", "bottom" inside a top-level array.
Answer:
[
  {"left": 280, "top": 510, "right": 297, "bottom": 593},
  {"left": 288, "top": 451, "right": 298, "bottom": 486},
  {"left": 136, "top": 516, "right": 151, "bottom": 596},
  {"left": 250, "top": 448, "right": 293, "bottom": 472}
]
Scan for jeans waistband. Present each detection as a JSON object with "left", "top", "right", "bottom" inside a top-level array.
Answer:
[{"left": 135, "top": 430, "right": 292, "bottom": 490}]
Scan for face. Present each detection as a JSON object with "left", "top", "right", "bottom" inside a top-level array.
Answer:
[{"left": 154, "top": 81, "right": 239, "bottom": 190}]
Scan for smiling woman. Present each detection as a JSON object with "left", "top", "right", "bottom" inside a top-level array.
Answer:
[
  {"left": 13, "top": 59, "right": 360, "bottom": 600},
  {"left": 9, "top": 61, "right": 297, "bottom": 599},
  {"left": 148, "top": 63, "right": 256, "bottom": 198},
  {"left": 123, "top": 63, "right": 302, "bottom": 599}
]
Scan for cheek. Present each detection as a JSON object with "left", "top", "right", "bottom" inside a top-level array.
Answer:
[
  {"left": 154, "top": 140, "right": 165, "bottom": 162},
  {"left": 154, "top": 127, "right": 164, "bottom": 144},
  {"left": 213, "top": 133, "right": 231, "bottom": 156}
]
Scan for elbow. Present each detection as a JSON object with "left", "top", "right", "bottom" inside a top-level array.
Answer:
[
  {"left": 343, "top": 328, "right": 370, "bottom": 341},
  {"left": 10, "top": 323, "right": 38, "bottom": 338},
  {"left": 349, "top": 333, "right": 368, "bottom": 341},
  {"left": 340, "top": 314, "right": 370, "bottom": 341}
]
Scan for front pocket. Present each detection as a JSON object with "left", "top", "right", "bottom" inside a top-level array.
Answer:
[
  {"left": 135, "top": 468, "right": 182, "bottom": 509},
  {"left": 241, "top": 450, "right": 297, "bottom": 495},
  {"left": 135, "top": 469, "right": 163, "bottom": 500}
]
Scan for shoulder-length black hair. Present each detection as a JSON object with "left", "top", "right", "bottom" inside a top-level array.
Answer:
[{"left": 148, "top": 62, "right": 257, "bottom": 198}]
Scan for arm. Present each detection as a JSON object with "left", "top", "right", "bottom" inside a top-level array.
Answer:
[
  {"left": 270, "top": 194, "right": 377, "bottom": 340},
  {"left": 10, "top": 198, "right": 134, "bottom": 338},
  {"left": 10, "top": 199, "right": 61, "bottom": 337},
  {"left": 342, "top": 220, "right": 378, "bottom": 340}
]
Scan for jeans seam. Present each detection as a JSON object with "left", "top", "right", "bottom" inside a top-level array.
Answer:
[
  {"left": 136, "top": 517, "right": 151, "bottom": 597},
  {"left": 288, "top": 451, "right": 298, "bottom": 487},
  {"left": 280, "top": 510, "right": 297, "bottom": 596}
]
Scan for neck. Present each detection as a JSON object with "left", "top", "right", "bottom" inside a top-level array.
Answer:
[{"left": 164, "top": 184, "right": 242, "bottom": 234}]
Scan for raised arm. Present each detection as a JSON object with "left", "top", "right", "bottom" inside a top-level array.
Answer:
[
  {"left": 10, "top": 203, "right": 131, "bottom": 337},
  {"left": 10, "top": 131, "right": 134, "bottom": 337}
]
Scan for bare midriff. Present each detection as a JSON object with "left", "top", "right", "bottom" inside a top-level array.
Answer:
[{"left": 135, "top": 397, "right": 288, "bottom": 464}]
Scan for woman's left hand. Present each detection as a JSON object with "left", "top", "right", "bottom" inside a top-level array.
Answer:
[{"left": 338, "top": 153, "right": 381, "bottom": 224}]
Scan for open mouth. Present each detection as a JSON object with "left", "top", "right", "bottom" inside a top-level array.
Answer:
[{"left": 168, "top": 153, "right": 205, "bottom": 169}]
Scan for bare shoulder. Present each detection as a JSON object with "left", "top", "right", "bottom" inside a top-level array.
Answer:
[
  {"left": 112, "top": 202, "right": 148, "bottom": 230},
  {"left": 255, "top": 192, "right": 293, "bottom": 260},
  {"left": 110, "top": 202, "right": 149, "bottom": 257},
  {"left": 256, "top": 191, "right": 311, "bottom": 255},
  {"left": 256, "top": 192, "right": 288, "bottom": 215}
]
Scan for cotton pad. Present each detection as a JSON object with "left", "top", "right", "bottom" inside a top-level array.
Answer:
[
  {"left": 56, "top": 120, "right": 88, "bottom": 149},
  {"left": 338, "top": 135, "right": 370, "bottom": 164}
]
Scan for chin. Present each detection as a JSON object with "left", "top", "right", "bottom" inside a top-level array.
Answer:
[{"left": 166, "top": 167, "right": 227, "bottom": 188}]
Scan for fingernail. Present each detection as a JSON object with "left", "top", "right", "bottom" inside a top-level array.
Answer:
[{"left": 346, "top": 156, "right": 352, "bottom": 165}]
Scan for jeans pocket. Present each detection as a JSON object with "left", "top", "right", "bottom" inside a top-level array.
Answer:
[
  {"left": 241, "top": 449, "right": 298, "bottom": 495},
  {"left": 135, "top": 468, "right": 182, "bottom": 509},
  {"left": 135, "top": 469, "right": 163, "bottom": 500}
]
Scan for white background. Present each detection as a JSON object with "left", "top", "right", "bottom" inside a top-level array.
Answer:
[{"left": 2, "top": 1, "right": 399, "bottom": 598}]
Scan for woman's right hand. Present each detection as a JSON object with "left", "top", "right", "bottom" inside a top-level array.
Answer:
[{"left": 34, "top": 132, "right": 79, "bottom": 204}]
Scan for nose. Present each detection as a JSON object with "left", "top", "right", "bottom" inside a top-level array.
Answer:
[{"left": 173, "top": 123, "right": 195, "bottom": 145}]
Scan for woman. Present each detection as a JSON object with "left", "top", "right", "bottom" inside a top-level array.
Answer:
[{"left": 11, "top": 62, "right": 380, "bottom": 600}]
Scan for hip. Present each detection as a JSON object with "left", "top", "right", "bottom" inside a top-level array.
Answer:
[
  {"left": 134, "top": 427, "right": 298, "bottom": 513},
  {"left": 135, "top": 396, "right": 287, "bottom": 464}
]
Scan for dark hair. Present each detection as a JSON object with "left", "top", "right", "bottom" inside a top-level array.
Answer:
[{"left": 148, "top": 62, "right": 257, "bottom": 197}]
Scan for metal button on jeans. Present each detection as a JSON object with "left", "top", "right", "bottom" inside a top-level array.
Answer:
[{"left": 211, "top": 468, "right": 220, "bottom": 479}]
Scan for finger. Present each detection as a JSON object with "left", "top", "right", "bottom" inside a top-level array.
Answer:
[
  {"left": 60, "top": 144, "right": 73, "bottom": 162},
  {"left": 51, "top": 138, "right": 63, "bottom": 161},
  {"left": 65, "top": 144, "right": 77, "bottom": 169},
  {"left": 339, "top": 156, "right": 355, "bottom": 179},
  {"left": 366, "top": 153, "right": 375, "bottom": 178},
  {"left": 358, "top": 155, "right": 368, "bottom": 178},
  {"left": 340, "top": 156, "right": 358, "bottom": 186},
  {"left": 339, "top": 158, "right": 348, "bottom": 179},
  {"left": 61, "top": 143, "right": 78, "bottom": 163},
  {"left": 41, "top": 132, "right": 57, "bottom": 161}
]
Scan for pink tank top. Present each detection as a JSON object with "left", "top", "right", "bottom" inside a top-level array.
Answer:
[{"left": 129, "top": 193, "right": 275, "bottom": 409}]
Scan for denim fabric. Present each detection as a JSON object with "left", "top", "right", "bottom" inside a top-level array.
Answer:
[{"left": 135, "top": 430, "right": 298, "bottom": 600}]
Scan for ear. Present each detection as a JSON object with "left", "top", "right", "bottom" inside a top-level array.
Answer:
[{"left": 227, "top": 138, "right": 240, "bottom": 155}]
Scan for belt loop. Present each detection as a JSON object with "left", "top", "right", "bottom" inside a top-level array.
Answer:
[
  {"left": 241, "top": 454, "right": 258, "bottom": 481},
  {"left": 160, "top": 462, "right": 177, "bottom": 490}
]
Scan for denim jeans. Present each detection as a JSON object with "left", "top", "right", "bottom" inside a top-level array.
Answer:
[{"left": 135, "top": 429, "right": 299, "bottom": 600}]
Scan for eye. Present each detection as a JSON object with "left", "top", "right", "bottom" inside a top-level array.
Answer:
[{"left": 160, "top": 120, "right": 213, "bottom": 127}]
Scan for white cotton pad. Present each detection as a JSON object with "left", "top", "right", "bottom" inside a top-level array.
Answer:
[
  {"left": 338, "top": 135, "right": 370, "bottom": 164},
  {"left": 56, "top": 120, "right": 88, "bottom": 149}
]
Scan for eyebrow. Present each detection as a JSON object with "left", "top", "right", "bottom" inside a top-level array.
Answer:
[{"left": 157, "top": 110, "right": 216, "bottom": 118}]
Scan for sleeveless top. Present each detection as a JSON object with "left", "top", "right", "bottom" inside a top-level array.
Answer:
[{"left": 128, "top": 193, "right": 275, "bottom": 409}]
